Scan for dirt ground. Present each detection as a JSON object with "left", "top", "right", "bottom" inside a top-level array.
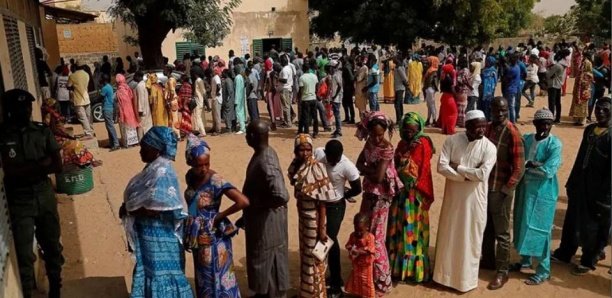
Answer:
[{"left": 39, "top": 78, "right": 611, "bottom": 297}]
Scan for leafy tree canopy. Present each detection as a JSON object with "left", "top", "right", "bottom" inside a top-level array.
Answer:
[
  {"left": 110, "top": 0, "right": 240, "bottom": 68},
  {"left": 310, "top": 0, "right": 537, "bottom": 48},
  {"left": 574, "top": 0, "right": 611, "bottom": 39}
]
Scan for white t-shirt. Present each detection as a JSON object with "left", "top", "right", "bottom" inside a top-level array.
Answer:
[
  {"left": 213, "top": 75, "right": 222, "bottom": 104},
  {"left": 527, "top": 64, "right": 539, "bottom": 83},
  {"left": 470, "top": 75, "right": 481, "bottom": 97},
  {"left": 56, "top": 75, "right": 70, "bottom": 102},
  {"left": 314, "top": 147, "right": 360, "bottom": 201},
  {"left": 280, "top": 65, "right": 294, "bottom": 90}
]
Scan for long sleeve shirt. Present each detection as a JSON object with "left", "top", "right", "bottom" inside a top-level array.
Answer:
[{"left": 485, "top": 121, "right": 525, "bottom": 193}]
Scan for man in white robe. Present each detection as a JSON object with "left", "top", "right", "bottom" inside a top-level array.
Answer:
[
  {"left": 134, "top": 71, "right": 152, "bottom": 138},
  {"left": 433, "top": 110, "right": 498, "bottom": 292}
]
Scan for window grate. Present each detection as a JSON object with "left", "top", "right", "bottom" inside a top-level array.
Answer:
[
  {"left": 3, "top": 15, "right": 27, "bottom": 90},
  {"left": 26, "top": 25, "right": 39, "bottom": 93}
]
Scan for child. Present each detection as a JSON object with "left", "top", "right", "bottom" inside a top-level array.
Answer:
[{"left": 345, "top": 212, "right": 376, "bottom": 298}]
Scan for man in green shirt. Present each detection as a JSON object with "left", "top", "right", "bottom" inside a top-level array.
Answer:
[{"left": 0, "top": 89, "right": 64, "bottom": 298}]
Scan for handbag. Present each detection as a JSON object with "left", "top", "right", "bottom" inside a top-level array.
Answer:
[{"left": 188, "top": 96, "right": 198, "bottom": 111}]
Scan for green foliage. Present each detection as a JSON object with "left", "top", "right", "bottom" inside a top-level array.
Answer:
[
  {"left": 183, "top": 0, "right": 241, "bottom": 48},
  {"left": 574, "top": 0, "right": 611, "bottom": 38},
  {"left": 542, "top": 13, "right": 577, "bottom": 38},
  {"left": 110, "top": 0, "right": 240, "bottom": 66},
  {"left": 310, "top": 0, "right": 537, "bottom": 47}
]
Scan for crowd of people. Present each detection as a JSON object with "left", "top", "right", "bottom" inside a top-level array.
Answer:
[{"left": 10, "top": 38, "right": 611, "bottom": 298}]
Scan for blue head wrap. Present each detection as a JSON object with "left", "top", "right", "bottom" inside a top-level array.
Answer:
[
  {"left": 486, "top": 56, "right": 497, "bottom": 68},
  {"left": 141, "top": 126, "right": 178, "bottom": 160},
  {"left": 185, "top": 134, "right": 210, "bottom": 164}
]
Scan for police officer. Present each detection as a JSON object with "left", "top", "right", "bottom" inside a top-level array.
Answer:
[{"left": 0, "top": 89, "right": 64, "bottom": 298}]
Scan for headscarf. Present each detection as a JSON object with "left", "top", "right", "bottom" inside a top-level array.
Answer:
[
  {"left": 582, "top": 59, "right": 593, "bottom": 73},
  {"left": 485, "top": 56, "right": 497, "bottom": 68},
  {"left": 355, "top": 111, "right": 394, "bottom": 141},
  {"left": 291, "top": 134, "right": 336, "bottom": 202},
  {"left": 294, "top": 133, "right": 313, "bottom": 149},
  {"left": 185, "top": 134, "right": 210, "bottom": 164},
  {"left": 400, "top": 112, "right": 426, "bottom": 143},
  {"left": 471, "top": 61, "right": 482, "bottom": 77},
  {"left": 441, "top": 63, "right": 456, "bottom": 82},
  {"left": 141, "top": 126, "right": 178, "bottom": 160},
  {"left": 116, "top": 73, "right": 130, "bottom": 89},
  {"left": 426, "top": 56, "right": 439, "bottom": 77}
]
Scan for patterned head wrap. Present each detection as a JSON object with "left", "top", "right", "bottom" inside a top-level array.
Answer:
[
  {"left": 185, "top": 134, "right": 210, "bottom": 164},
  {"left": 533, "top": 108, "right": 554, "bottom": 121},
  {"left": 294, "top": 133, "right": 313, "bottom": 149},
  {"left": 355, "top": 111, "right": 395, "bottom": 141},
  {"left": 486, "top": 56, "right": 497, "bottom": 68},
  {"left": 141, "top": 126, "right": 178, "bottom": 160},
  {"left": 582, "top": 59, "right": 593, "bottom": 73},
  {"left": 400, "top": 112, "right": 426, "bottom": 143}
]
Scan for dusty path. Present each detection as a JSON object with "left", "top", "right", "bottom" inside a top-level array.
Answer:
[{"left": 40, "top": 78, "right": 611, "bottom": 297}]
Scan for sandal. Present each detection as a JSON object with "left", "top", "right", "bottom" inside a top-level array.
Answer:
[
  {"left": 524, "top": 274, "right": 550, "bottom": 285},
  {"left": 509, "top": 262, "right": 531, "bottom": 272}
]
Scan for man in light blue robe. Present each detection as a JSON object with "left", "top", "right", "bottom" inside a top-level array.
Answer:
[
  {"left": 234, "top": 66, "right": 247, "bottom": 134},
  {"left": 512, "top": 108, "right": 562, "bottom": 285}
]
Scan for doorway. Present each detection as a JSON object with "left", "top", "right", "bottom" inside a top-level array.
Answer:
[{"left": 262, "top": 38, "right": 282, "bottom": 54}]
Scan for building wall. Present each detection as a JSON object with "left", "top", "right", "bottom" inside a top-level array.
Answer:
[
  {"left": 40, "top": 7, "right": 60, "bottom": 68},
  {"left": 57, "top": 23, "right": 117, "bottom": 54},
  {"left": 161, "top": 0, "right": 309, "bottom": 62},
  {"left": 0, "top": 1, "right": 41, "bottom": 296}
]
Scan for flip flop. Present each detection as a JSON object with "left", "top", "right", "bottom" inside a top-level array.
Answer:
[{"left": 524, "top": 274, "right": 550, "bottom": 286}]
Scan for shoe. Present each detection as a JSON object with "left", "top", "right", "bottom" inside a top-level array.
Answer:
[
  {"left": 109, "top": 146, "right": 120, "bottom": 152},
  {"left": 348, "top": 120, "right": 355, "bottom": 124},
  {"left": 487, "top": 272, "right": 509, "bottom": 290},
  {"left": 342, "top": 119, "right": 350, "bottom": 123},
  {"left": 571, "top": 265, "right": 592, "bottom": 276},
  {"left": 550, "top": 253, "right": 571, "bottom": 264},
  {"left": 323, "top": 127, "right": 332, "bottom": 132},
  {"left": 235, "top": 131, "right": 244, "bottom": 135},
  {"left": 526, "top": 103, "right": 534, "bottom": 108},
  {"left": 327, "top": 288, "right": 343, "bottom": 298}
]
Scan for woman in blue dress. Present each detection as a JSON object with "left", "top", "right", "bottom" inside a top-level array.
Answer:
[
  {"left": 183, "top": 134, "right": 250, "bottom": 297},
  {"left": 121, "top": 126, "right": 193, "bottom": 298}
]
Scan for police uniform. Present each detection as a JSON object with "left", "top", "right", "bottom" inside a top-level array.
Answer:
[{"left": 0, "top": 120, "right": 64, "bottom": 297}]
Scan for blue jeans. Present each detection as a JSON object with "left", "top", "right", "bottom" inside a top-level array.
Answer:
[
  {"left": 103, "top": 109, "right": 119, "bottom": 147},
  {"left": 368, "top": 92, "right": 380, "bottom": 111},
  {"left": 479, "top": 95, "right": 494, "bottom": 121},
  {"left": 503, "top": 90, "right": 518, "bottom": 123},
  {"left": 316, "top": 100, "right": 329, "bottom": 128},
  {"left": 332, "top": 102, "right": 341, "bottom": 135}
]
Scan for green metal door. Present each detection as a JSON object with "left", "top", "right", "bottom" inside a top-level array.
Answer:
[
  {"left": 175, "top": 42, "right": 205, "bottom": 60},
  {"left": 252, "top": 39, "right": 263, "bottom": 57},
  {"left": 281, "top": 38, "right": 293, "bottom": 52}
]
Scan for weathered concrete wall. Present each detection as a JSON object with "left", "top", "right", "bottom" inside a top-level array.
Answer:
[
  {"left": 57, "top": 23, "right": 117, "bottom": 54},
  {"left": 161, "top": 0, "right": 309, "bottom": 62},
  {"left": 0, "top": 0, "right": 41, "bottom": 28},
  {"left": 40, "top": 7, "right": 61, "bottom": 68}
]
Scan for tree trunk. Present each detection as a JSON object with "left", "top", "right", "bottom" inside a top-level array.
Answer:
[{"left": 137, "top": 20, "right": 171, "bottom": 69}]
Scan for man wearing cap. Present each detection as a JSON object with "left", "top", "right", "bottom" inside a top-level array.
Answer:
[
  {"left": 434, "top": 110, "right": 497, "bottom": 292},
  {"left": 482, "top": 96, "right": 525, "bottom": 290},
  {"left": 512, "top": 108, "right": 562, "bottom": 285},
  {"left": 0, "top": 89, "right": 64, "bottom": 298}
]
